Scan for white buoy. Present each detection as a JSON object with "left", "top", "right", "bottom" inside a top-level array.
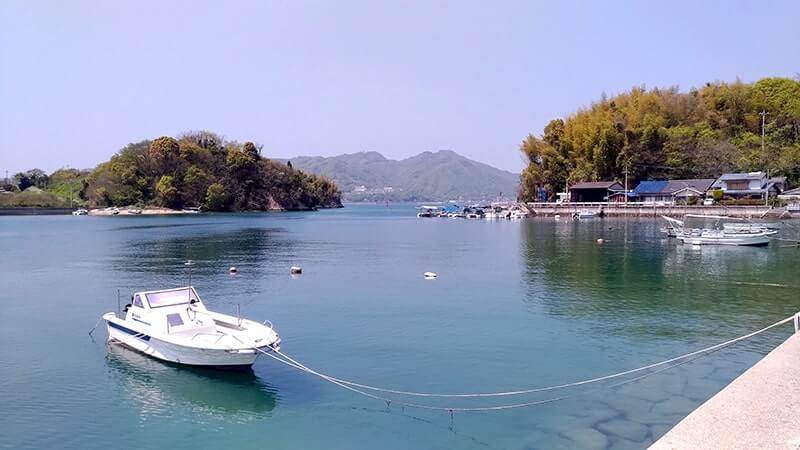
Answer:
[
  {"left": 290, "top": 266, "right": 302, "bottom": 274},
  {"left": 229, "top": 266, "right": 238, "bottom": 273},
  {"left": 554, "top": 214, "right": 561, "bottom": 219},
  {"left": 596, "top": 238, "right": 604, "bottom": 245},
  {"left": 423, "top": 271, "right": 437, "bottom": 279}
]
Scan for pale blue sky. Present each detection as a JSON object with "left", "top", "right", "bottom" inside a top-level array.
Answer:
[{"left": 1, "top": 0, "right": 798, "bottom": 175}]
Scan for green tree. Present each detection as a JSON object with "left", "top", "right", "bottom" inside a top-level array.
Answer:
[
  {"left": 149, "top": 136, "right": 181, "bottom": 175},
  {"left": 155, "top": 175, "right": 180, "bottom": 208},
  {"left": 13, "top": 172, "right": 32, "bottom": 191},
  {"left": 518, "top": 77, "right": 800, "bottom": 201},
  {"left": 182, "top": 165, "right": 212, "bottom": 206},
  {"left": 204, "top": 182, "right": 226, "bottom": 211}
]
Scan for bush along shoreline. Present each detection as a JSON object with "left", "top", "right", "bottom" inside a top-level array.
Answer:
[{"left": 2, "top": 131, "right": 342, "bottom": 212}]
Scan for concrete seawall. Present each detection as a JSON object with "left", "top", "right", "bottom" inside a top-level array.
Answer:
[
  {"left": 524, "top": 203, "right": 795, "bottom": 219},
  {"left": 650, "top": 331, "right": 800, "bottom": 449}
]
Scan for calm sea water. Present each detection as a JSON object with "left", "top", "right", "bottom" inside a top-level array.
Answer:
[{"left": 1, "top": 204, "right": 799, "bottom": 450}]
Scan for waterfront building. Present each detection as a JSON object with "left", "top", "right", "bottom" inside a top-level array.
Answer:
[
  {"left": 567, "top": 181, "right": 624, "bottom": 202},
  {"left": 709, "top": 172, "right": 785, "bottom": 200},
  {"left": 631, "top": 179, "right": 715, "bottom": 204}
]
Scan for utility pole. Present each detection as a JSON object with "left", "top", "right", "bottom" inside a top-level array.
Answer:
[
  {"left": 760, "top": 110, "right": 769, "bottom": 206},
  {"left": 623, "top": 160, "right": 629, "bottom": 204}
]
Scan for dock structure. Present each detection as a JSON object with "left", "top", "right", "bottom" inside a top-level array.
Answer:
[
  {"left": 649, "top": 331, "right": 800, "bottom": 450},
  {"left": 524, "top": 202, "right": 794, "bottom": 219}
]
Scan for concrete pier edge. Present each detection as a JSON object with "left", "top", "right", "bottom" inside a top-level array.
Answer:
[{"left": 649, "top": 328, "right": 800, "bottom": 449}]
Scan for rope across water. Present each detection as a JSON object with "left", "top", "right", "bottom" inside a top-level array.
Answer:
[{"left": 253, "top": 314, "right": 796, "bottom": 411}]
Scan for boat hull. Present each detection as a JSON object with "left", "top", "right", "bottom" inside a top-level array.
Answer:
[
  {"left": 105, "top": 318, "right": 264, "bottom": 369},
  {"left": 677, "top": 234, "right": 772, "bottom": 246}
]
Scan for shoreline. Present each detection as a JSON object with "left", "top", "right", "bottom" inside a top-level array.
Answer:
[
  {"left": 0, "top": 205, "right": 342, "bottom": 216},
  {"left": 89, "top": 207, "right": 187, "bottom": 216}
]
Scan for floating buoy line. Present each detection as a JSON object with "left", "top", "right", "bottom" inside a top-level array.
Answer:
[{"left": 251, "top": 314, "right": 796, "bottom": 413}]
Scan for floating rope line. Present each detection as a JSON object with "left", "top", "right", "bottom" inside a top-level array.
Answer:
[{"left": 256, "top": 315, "right": 795, "bottom": 400}]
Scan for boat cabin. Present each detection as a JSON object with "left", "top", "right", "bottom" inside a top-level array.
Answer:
[{"left": 125, "top": 287, "right": 215, "bottom": 337}]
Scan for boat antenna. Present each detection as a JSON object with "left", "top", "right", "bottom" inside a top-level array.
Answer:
[{"left": 184, "top": 260, "right": 194, "bottom": 288}]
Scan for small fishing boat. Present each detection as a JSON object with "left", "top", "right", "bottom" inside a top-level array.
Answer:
[
  {"left": 127, "top": 207, "right": 142, "bottom": 215},
  {"left": 660, "top": 215, "right": 684, "bottom": 237},
  {"left": 574, "top": 210, "right": 598, "bottom": 219},
  {"left": 676, "top": 229, "right": 774, "bottom": 246},
  {"left": 72, "top": 208, "right": 88, "bottom": 216},
  {"left": 416, "top": 206, "right": 439, "bottom": 218},
  {"left": 465, "top": 207, "right": 485, "bottom": 219},
  {"left": 661, "top": 215, "right": 777, "bottom": 246},
  {"left": 103, "top": 287, "right": 281, "bottom": 369}
]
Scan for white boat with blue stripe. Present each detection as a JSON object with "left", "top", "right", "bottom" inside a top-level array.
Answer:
[{"left": 103, "top": 287, "right": 280, "bottom": 370}]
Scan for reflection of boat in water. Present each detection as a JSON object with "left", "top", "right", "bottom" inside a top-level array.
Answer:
[
  {"left": 103, "top": 286, "right": 281, "bottom": 369},
  {"left": 105, "top": 343, "right": 278, "bottom": 418}
]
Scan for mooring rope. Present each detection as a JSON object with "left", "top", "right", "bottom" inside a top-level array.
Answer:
[
  {"left": 256, "top": 339, "right": 726, "bottom": 412},
  {"left": 254, "top": 314, "right": 794, "bottom": 407}
]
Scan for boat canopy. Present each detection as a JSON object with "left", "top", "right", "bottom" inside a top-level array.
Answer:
[
  {"left": 143, "top": 287, "right": 199, "bottom": 309},
  {"left": 685, "top": 214, "right": 731, "bottom": 220},
  {"left": 660, "top": 215, "right": 684, "bottom": 227}
]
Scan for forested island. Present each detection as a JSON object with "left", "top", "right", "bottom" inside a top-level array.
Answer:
[
  {"left": 519, "top": 77, "right": 800, "bottom": 201},
  {"left": 1, "top": 131, "right": 342, "bottom": 211}
]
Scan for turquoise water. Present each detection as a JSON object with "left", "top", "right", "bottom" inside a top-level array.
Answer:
[{"left": 1, "top": 205, "right": 799, "bottom": 450}]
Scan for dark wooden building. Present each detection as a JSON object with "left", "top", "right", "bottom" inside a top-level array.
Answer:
[{"left": 568, "top": 181, "right": 625, "bottom": 202}]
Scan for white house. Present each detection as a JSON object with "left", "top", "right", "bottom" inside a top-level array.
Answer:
[{"left": 709, "top": 172, "right": 784, "bottom": 199}]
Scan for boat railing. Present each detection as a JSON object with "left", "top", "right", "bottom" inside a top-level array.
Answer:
[{"left": 191, "top": 331, "right": 230, "bottom": 345}]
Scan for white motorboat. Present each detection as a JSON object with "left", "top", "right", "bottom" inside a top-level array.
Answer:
[
  {"left": 72, "top": 208, "right": 88, "bottom": 216},
  {"left": 484, "top": 207, "right": 510, "bottom": 219},
  {"left": 509, "top": 205, "right": 529, "bottom": 219},
  {"left": 103, "top": 287, "right": 281, "bottom": 370},
  {"left": 416, "top": 206, "right": 438, "bottom": 218}
]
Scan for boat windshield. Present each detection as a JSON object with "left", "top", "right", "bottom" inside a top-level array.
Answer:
[{"left": 145, "top": 288, "right": 197, "bottom": 308}]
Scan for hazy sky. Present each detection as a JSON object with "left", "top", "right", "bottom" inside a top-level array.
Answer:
[{"left": 1, "top": 1, "right": 798, "bottom": 175}]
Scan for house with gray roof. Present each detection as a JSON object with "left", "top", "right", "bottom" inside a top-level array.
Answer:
[{"left": 710, "top": 171, "right": 785, "bottom": 199}]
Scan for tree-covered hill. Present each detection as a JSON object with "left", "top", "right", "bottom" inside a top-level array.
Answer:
[
  {"left": 519, "top": 77, "right": 800, "bottom": 200},
  {"left": 285, "top": 150, "right": 519, "bottom": 202},
  {"left": 82, "top": 131, "right": 341, "bottom": 210},
  {"left": 3, "top": 131, "right": 342, "bottom": 211}
]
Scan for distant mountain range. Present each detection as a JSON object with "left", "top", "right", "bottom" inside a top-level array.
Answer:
[{"left": 280, "top": 150, "right": 519, "bottom": 202}]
